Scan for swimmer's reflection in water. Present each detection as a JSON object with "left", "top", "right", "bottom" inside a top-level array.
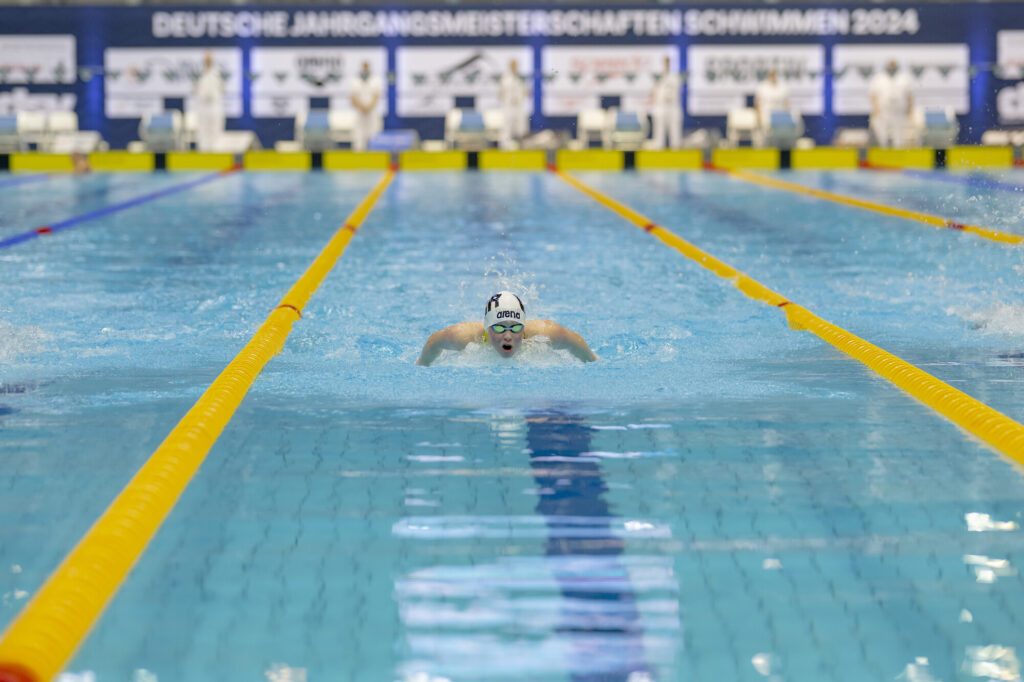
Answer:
[{"left": 417, "top": 291, "right": 597, "bottom": 366}]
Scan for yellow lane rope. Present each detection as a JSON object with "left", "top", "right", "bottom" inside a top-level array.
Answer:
[
  {"left": 555, "top": 169, "right": 1024, "bottom": 465},
  {"left": 727, "top": 168, "right": 1024, "bottom": 246},
  {"left": 0, "top": 171, "right": 395, "bottom": 682}
]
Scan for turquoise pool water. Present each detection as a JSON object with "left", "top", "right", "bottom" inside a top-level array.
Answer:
[{"left": 1, "top": 169, "right": 1022, "bottom": 681}]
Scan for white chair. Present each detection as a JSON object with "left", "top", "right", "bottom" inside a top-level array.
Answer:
[
  {"left": 605, "top": 109, "right": 647, "bottom": 150},
  {"left": 758, "top": 109, "right": 805, "bottom": 149},
  {"left": 182, "top": 111, "right": 198, "bottom": 149},
  {"left": 725, "top": 107, "right": 758, "bottom": 147},
  {"left": 328, "top": 109, "right": 358, "bottom": 148},
  {"left": 912, "top": 106, "right": 959, "bottom": 147},
  {"left": 575, "top": 108, "right": 606, "bottom": 148},
  {"left": 483, "top": 109, "right": 505, "bottom": 148},
  {"left": 139, "top": 110, "right": 184, "bottom": 152},
  {"left": 832, "top": 128, "right": 872, "bottom": 148},
  {"left": 444, "top": 108, "right": 488, "bottom": 150},
  {"left": 16, "top": 111, "right": 47, "bottom": 150}
]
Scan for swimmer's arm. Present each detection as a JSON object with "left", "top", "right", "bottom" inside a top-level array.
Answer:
[
  {"left": 416, "top": 322, "right": 483, "bottom": 366},
  {"left": 528, "top": 320, "right": 598, "bottom": 363}
]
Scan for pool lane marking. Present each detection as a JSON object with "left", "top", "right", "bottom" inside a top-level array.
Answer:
[
  {"left": 0, "top": 170, "right": 395, "bottom": 682},
  {"left": 0, "top": 166, "right": 241, "bottom": 251},
  {"left": 554, "top": 169, "right": 1024, "bottom": 465},
  {"left": 723, "top": 168, "right": 1024, "bottom": 246}
]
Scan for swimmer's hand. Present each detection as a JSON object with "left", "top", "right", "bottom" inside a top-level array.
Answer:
[
  {"left": 417, "top": 322, "right": 483, "bottom": 366},
  {"left": 527, "top": 320, "right": 598, "bottom": 363}
]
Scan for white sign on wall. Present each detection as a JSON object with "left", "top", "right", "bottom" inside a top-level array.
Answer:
[
  {"left": 396, "top": 46, "right": 532, "bottom": 116},
  {"left": 542, "top": 45, "right": 676, "bottom": 116},
  {"left": 997, "top": 30, "right": 1024, "bottom": 79},
  {"left": 250, "top": 47, "right": 387, "bottom": 118},
  {"left": 832, "top": 43, "right": 969, "bottom": 115},
  {"left": 0, "top": 35, "right": 76, "bottom": 84},
  {"left": 686, "top": 44, "right": 824, "bottom": 115},
  {"left": 104, "top": 48, "right": 243, "bottom": 118}
]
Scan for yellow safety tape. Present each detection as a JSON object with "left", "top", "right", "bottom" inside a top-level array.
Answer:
[
  {"left": 556, "top": 169, "right": 1024, "bottom": 464},
  {"left": 728, "top": 168, "right": 1024, "bottom": 246},
  {"left": 0, "top": 170, "right": 395, "bottom": 682}
]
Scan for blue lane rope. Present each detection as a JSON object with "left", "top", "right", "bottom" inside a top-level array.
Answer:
[{"left": 0, "top": 169, "right": 238, "bottom": 250}]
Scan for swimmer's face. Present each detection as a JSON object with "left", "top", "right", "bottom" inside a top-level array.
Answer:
[{"left": 488, "top": 323, "right": 524, "bottom": 358}]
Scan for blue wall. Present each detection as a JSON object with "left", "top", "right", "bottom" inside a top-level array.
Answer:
[{"left": 1, "top": 3, "right": 1022, "bottom": 148}]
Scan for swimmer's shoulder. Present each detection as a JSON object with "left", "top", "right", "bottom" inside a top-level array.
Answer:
[
  {"left": 446, "top": 321, "right": 485, "bottom": 342},
  {"left": 524, "top": 319, "right": 559, "bottom": 338}
]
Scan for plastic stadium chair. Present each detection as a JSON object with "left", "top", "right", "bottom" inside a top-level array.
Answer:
[
  {"left": 759, "top": 109, "right": 805, "bottom": 150},
  {"left": 575, "top": 108, "right": 607, "bottom": 149},
  {"left": 444, "top": 108, "right": 488, "bottom": 150},
  {"left": 913, "top": 107, "right": 959, "bottom": 148},
  {"left": 0, "top": 115, "right": 18, "bottom": 152},
  {"left": 328, "top": 109, "right": 358, "bottom": 148},
  {"left": 483, "top": 109, "right": 505, "bottom": 147},
  {"left": 606, "top": 109, "right": 647, "bottom": 150},
  {"left": 298, "top": 108, "right": 332, "bottom": 151},
  {"left": 16, "top": 111, "right": 47, "bottom": 150},
  {"left": 139, "top": 110, "right": 184, "bottom": 152},
  {"left": 726, "top": 107, "right": 758, "bottom": 147}
]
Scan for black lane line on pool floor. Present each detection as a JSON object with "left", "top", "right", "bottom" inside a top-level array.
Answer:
[
  {"left": 527, "top": 411, "right": 652, "bottom": 680},
  {"left": 0, "top": 166, "right": 240, "bottom": 251}
]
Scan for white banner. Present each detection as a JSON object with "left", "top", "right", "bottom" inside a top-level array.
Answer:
[
  {"left": 396, "top": 46, "right": 532, "bottom": 116},
  {"left": 997, "top": 30, "right": 1024, "bottom": 79},
  {"left": 0, "top": 35, "right": 76, "bottom": 84},
  {"left": 542, "top": 45, "right": 676, "bottom": 116},
  {"left": 832, "top": 43, "right": 969, "bottom": 115},
  {"left": 104, "top": 47, "right": 243, "bottom": 119},
  {"left": 251, "top": 47, "right": 387, "bottom": 118},
  {"left": 686, "top": 44, "right": 824, "bottom": 115}
]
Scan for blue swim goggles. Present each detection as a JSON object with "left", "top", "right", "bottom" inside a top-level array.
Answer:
[{"left": 490, "top": 323, "right": 524, "bottom": 334}]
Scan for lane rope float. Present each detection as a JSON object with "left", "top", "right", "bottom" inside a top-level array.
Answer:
[
  {"left": 0, "top": 170, "right": 395, "bottom": 682},
  {"left": 554, "top": 168, "right": 1024, "bottom": 466},
  {"left": 0, "top": 166, "right": 242, "bottom": 251},
  {"left": 725, "top": 168, "right": 1024, "bottom": 246}
]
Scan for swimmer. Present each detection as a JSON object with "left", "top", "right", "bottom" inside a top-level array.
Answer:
[{"left": 417, "top": 291, "right": 597, "bottom": 366}]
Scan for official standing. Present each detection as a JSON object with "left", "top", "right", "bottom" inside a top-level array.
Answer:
[
  {"left": 650, "top": 56, "right": 682, "bottom": 150},
  {"left": 193, "top": 52, "right": 224, "bottom": 152},
  {"left": 869, "top": 60, "right": 913, "bottom": 148},
  {"left": 499, "top": 59, "right": 529, "bottom": 150},
  {"left": 350, "top": 60, "right": 383, "bottom": 152}
]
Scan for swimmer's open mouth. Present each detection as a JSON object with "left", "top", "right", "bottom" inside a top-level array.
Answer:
[{"left": 502, "top": 343, "right": 513, "bottom": 351}]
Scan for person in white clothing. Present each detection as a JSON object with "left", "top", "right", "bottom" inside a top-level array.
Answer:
[
  {"left": 499, "top": 59, "right": 529, "bottom": 150},
  {"left": 754, "top": 68, "right": 790, "bottom": 139},
  {"left": 350, "top": 60, "right": 383, "bottom": 152},
  {"left": 650, "top": 56, "right": 682, "bottom": 150},
  {"left": 869, "top": 60, "right": 913, "bottom": 148},
  {"left": 192, "top": 52, "right": 224, "bottom": 152}
]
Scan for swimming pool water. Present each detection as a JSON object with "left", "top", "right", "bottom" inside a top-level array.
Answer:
[{"left": 1, "top": 170, "right": 1023, "bottom": 681}]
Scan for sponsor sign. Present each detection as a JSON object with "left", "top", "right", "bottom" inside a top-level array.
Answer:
[
  {"left": 832, "top": 43, "right": 969, "bottom": 115},
  {"left": 542, "top": 45, "right": 676, "bottom": 116},
  {"left": 251, "top": 47, "right": 387, "bottom": 118},
  {"left": 686, "top": 44, "right": 824, "bottom": 116},
  {"left": 103, "top": 47, "right": 243, "bottom": 118},
  {"left": 396, "top": 46, "right": 532, "bottom": 116},
  {"left": 997, "top": 30, "right": 1024, "bottom": 79},
  {"left": 0, "top": 35, "right": 76, "bottom": 84}
]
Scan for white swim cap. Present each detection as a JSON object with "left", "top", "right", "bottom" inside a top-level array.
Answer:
[{"left": 484, "top": 291, "right": 526, "bottom": 329}]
